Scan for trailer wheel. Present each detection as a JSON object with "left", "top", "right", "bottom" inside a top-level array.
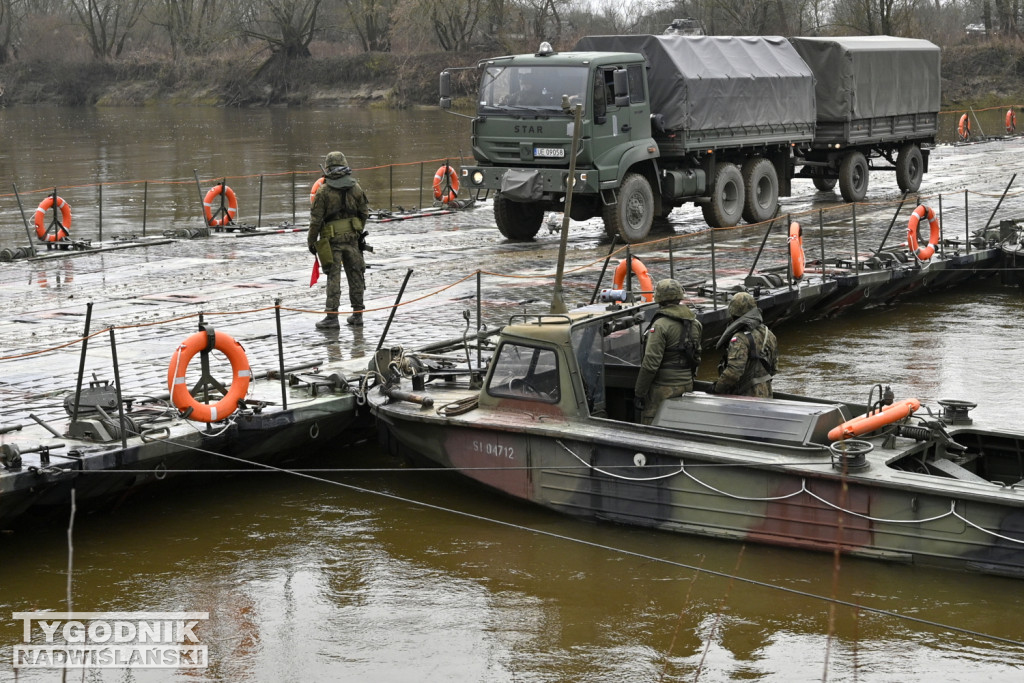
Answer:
[
  {"left": 494, "top": 195, "right": 544, "bottom": 240},
  {"left": 602, "top": 172, "right": 654, "bottom": 243},
  {"left": 896, "top": 144, "right": 924, "bottom": 193},
  {"left": 702, "top": 162, "right": 744, "bottom": 228},
  {"left": 839, "top": 151, "right": 869, "bottom": 203},
  {"left": 812, "top": 177, "right": 837, "bottom": 192},
  {"left": 741, "top": 158, "right": 778, "bottom": 224}
]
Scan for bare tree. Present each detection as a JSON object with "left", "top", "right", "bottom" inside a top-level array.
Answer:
[
  {"left": 68, "top": 0, "right": 149, "bottom": 59},
  {"left": 244, "top": 0, "right": 323, "bottom": 60},
  {"left": 830, "top": 0, "right": 921, "bottom": 35},
  {"left": 151, "top": 0, "right": 226, "bottom": 59},
  {"left": 340, "top": 0, "right": 393, "bottom": 51},
  {"left": 0, "top": 0, "right": 28, "bottom": 64},
  {"left": 415, "top": 0, "right": 484, "bottom": 51}
]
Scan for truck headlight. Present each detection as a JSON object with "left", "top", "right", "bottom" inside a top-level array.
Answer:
[{"left": 472, "top": 171, "right": 484, "bottom": 185}]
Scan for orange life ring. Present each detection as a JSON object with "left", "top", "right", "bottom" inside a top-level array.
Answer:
[
  {"left": 33, "top": 196, "right": 72, "bottom": 242},
  {"left": 957, "top": 113, "right": 971, "bottom": 141},
  {"left": 612, "top": 256, "right": 654, "bottom": 302},
  {"left": 310, "top": 176, "right": 325, "bottom": 204},
  {"left": 203, "top": 184, "right": 238, "bottom": 227},
  {"left": 432, "top": 164, "right": 460, "bottom": 203},
  {"left": 167, "top": 330, "right": 251, "bottom": 423},
  {"left": 788, "top": 221, "right": 805, "bottom": 279},
  {"left": 1007, "top": 109, "right": 1017, "bottom": 134},
  {"left": 907, "top": 204, "right": 940, "bottom": 261},
  {"left": 828, "top": 399, "right": 921, "bottom": 441}
]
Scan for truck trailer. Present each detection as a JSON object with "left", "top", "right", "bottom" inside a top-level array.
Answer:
[{"left": 439, "top": 34, "right": 940, "bottom": 243}]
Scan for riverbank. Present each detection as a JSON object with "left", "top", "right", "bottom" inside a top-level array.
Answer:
[{"left": 0, "top": 42, "right": 1021, "bottom": 109}]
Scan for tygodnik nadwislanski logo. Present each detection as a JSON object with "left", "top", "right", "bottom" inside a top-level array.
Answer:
[{"left": 12, "top": 612, "right": 209, "bottom": 669}]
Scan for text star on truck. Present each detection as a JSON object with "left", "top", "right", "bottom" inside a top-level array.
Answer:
[{"left": 439, "top": 35, "right": 940, "bottom": 244}]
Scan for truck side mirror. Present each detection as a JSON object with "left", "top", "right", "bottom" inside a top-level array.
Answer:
[
  {"left": 613, "top": 69, "right": 629, "bottom": 107},
  {"left": 439, "top": 71, "right": 451, "bottom": 110}
]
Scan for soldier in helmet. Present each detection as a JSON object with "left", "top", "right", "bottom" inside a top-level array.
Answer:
[
  {"left": 710, "top": 291, "right": 778, "bottom": 397},
  {"left": 308, "top": 151, "right": 371, "bottom": 329},
  {"left": 634, "top": 278, "right": 703, "bottom": 425}
]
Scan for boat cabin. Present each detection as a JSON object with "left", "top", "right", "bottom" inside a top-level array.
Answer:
[{"left": 476, "top": 308, "right": 853, "bottom": 448}]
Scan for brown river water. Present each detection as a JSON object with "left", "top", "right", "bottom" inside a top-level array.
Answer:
[{"left": 1, "top": 106, "right": 1024, "bottom": 681}]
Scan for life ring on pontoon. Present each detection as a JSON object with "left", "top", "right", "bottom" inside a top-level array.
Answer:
[
  {"left": 907, "top": 205, "right": 940, "bottom": 261},
  {"left": 203, "top": 184, "right": 238, "bottom": 227},
  {"left": 788, "top": 221, "right": 805, "bottom": 279},
  {"left": 827, "top": 398, "right": 921, "bottom": 441},
  {"left": 310, "top": 176, "right": 325, "bottom": 204},
  {"left": 612, "top": 256, "right": 654, "bottom": 302},
  {"left": 958, "top": 113, "right": 971, "bottom": 141},
  {"left": 432, "top": 164, "right": 459, "bottom": 203},
  {"left": 167, "top": 330, "right": 251, "bottom": 423},
  {"left": 33, "top": 196, "right": 72, "bottom": 241},
  {"left": 1007, "top": 109, "right": 1017, "bottom": 134}
]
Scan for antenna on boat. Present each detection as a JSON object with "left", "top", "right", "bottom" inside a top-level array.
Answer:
[{"left": 550, "top": 104, "right": 584, "bottom": 314}]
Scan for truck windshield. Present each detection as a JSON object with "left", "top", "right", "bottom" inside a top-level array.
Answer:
[{"left": 479, "top": 65, "right": 588, "bottom": 113}]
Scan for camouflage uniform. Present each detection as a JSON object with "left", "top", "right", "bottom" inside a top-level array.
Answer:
[
  {"left": 712, "top": 292, "right": 778, "bottom": 398},
  {"left": 307, "top": 152, "right": 370, "bottom": 328},
  {"left": 635, "top": 279, "right": 703, "bottom": 425}
]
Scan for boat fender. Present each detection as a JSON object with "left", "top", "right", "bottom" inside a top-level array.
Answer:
[
  {"left": 33, "top": 196, "right": 72, "bottom": 242},
  {"left": 612, "top": 257, "right": 654, "bottom": 302},
  {"left": 167, "top": 330, "right": 251, "bottom": 423},
  {"left": 788, "top": 221, "right": 805, "bottom": 279},
  {"left": 203, "top": 183, "right": 238, "bottom": 227},
  {"left": 827, "top": 398, "right": 921, "bottom": 441},
  {"left": 1007, "top": 109, "right": 1017, "bottom": 134},
  {"left": 432, "top": 164, "right": 459, "bottom": 204},
  {"left": 907, "top": 205, "right": 940, "bottom": 261}
]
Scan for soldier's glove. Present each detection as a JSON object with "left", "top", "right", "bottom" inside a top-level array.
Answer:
[
  {"left": 308, "top": 242, "right": 317, "bottom": 255},
  {"left": 633, "top": 395, "right": 646, "bottom": 411}
]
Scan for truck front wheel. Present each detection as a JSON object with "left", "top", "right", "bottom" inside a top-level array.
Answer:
[
  {"left": 602, "top": 172, "right": 654, "bottom": 243},
  {"left": 702, "top": 162, "right": 744, "bottom": 228},
  {"left": 896, "top": 144, "right": 923, "bottom": 193},
  {"left": 839, "top": 151, "right": 869, "bottom": 203},
  {"left": 741, "top": 158, "right": 778, "bottom": 224},
  {"left": 494, "top": 195, "right": 544, "bottom": 240}
]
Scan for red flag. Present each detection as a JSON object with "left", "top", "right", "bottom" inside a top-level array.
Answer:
[{"left": 309, "top": 259, "right": 320, "bottom": 286}]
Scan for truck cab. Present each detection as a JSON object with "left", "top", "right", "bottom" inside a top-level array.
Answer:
[{"left": 444, "top": 43, "right": 659, "bottom": 242}]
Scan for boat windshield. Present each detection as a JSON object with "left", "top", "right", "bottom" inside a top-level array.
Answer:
[
  {"left": 478, "top": 65, "right": 588, "bottom": 113},
  {"left": 486, "top": 342, "right": 561, "bottom": 403}
]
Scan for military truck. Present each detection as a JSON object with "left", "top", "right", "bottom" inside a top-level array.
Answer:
[{"left": 439, "top": 34, "right": 940, "bottom": 243}]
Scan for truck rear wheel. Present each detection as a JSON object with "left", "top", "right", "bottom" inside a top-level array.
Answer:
[
  {"left": 896, "top": 144, "right": 923, "bottom": 193},
  {"left": 741, "top": 158, "right": 778, "bottom": 224},
  {"left": 813, "top": 177, "right": 837, "bottom": 192},
  {"left": 602, "top": 172, "right": 654, "bottom": 243},
  {"left": 701, "top": 162, "right": 744, "bottom": 228},
  {"left": 494, "top": 195, "right": 544, "bottom": 240},
  {"left": 839, "top": 150, "right": 869, "bottom": 203}
]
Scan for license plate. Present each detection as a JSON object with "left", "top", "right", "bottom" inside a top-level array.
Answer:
[{"left": 533, "top": 147, "right": 564, "bottom": 158}]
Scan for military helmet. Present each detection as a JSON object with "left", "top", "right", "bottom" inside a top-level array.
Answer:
[
  {"left": 653, "top": 278, "right": 684, "bottom": 304},
  {"left": 324, "top": 151, "right": 348, "bottom": 170},
  {"left": 727, "top": 291, "right": 757, "bottom": 317}
]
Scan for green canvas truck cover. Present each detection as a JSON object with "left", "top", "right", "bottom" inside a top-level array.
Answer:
[
  {"left": 789, "top": 36, "right": 941, "bottom": 122},
  {"left": 573, "top": 34, "right": 816, "bottom": 135}
]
